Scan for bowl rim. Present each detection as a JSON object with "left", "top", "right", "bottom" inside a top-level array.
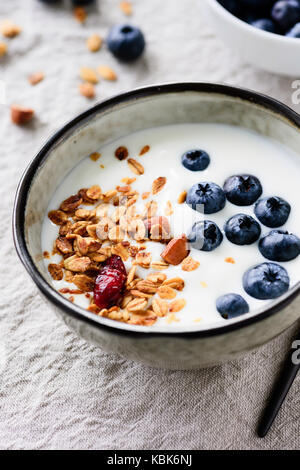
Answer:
[
  {"left": 206, "top": 0, "right": 300, "bottom": 44},
  {"left": 13, "top": 81, "right": 300, "bottom": 338}
]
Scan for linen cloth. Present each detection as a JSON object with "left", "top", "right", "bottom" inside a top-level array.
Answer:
[{"left": 1, "top": 0, "right": 300, "bottom": 450}]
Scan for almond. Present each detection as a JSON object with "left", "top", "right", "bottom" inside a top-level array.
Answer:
[
  {"left": 152, "top": 176, "right": 166, "bottom": 195},
  {"left": 79, "top": 82, "right": 95, "bottom": 99},
  {"left": 161, "top": 235, "right": 189, "bottom": 265},
  {"left": 79, "top": 67, "right": 98, "bottom": 84},
  {"left": 86, "top": 34, "right": 102, "bottom": 52},
  {"left": 28, "top": 72, "right": 44, "bottom": 86},
  {"left": 177, "top": 190, "right": 187, "bottom": 204},
  {"left": 127, "top": 158, "right": 144, "bottom": 175},
  {"left": 10, "top": 104, "right": 34, "bottom": 125},
  {"left": 97, "top": 65, "right": 117, "bottom": 81}
]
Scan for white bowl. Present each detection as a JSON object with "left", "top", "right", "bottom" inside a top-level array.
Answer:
[{"left": 202, "top": 0, "right": 300, "bottom": 76}]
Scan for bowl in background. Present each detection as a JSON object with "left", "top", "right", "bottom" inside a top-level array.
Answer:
[
  {"left": 202, "top": 0, "right": 300, "bottom": 76},
  {"left": 13, "top": 83, "right": 300, "bottom": 369}
]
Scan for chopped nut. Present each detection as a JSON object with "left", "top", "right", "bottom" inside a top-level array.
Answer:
[
  {"left": 73, "top": 6, "right": 87, "bottom": 23},
  {"left": 161, "top": 235, "right": 189, "bottom": 265},
  {"left": 0, "top": 42, "right": 7, "bottom": 57},
  {"left": 28, "top": 72, "right": 44, "bottom": 86},
  {"left": 152, "top": 176, "right": 166, "bottom": 195},
  {"left": 97, "top": 65, "right": 117, "bottom": 81},
  {"left": 59, "top": 221, "right": 72, "bottom": 236},
  {"left": 48, "top": 263, "right": 63, "bottom": 281},
  {"left": 64, "top": 255, "right": 91, "bottom": 272},
  {"left": 115, "top": 146, "right": 128, "bottom": 161},
  {"left": 79, "top": 67, "right": 98, "bottom": 84},
  {"left": 119, "top": 1, "right": 132, "bottom": 15},
  {"left": 56, "top": 236, "right": 73, "bottom": 254},
  {"left": 1, "top": 20, "right": 21, "bottom": 38},
  {"left": 126, "top": 297, "right": 148, "bottom": 312},
  {"left": 10, "top": 104, "right": 34, "bottom": 125},
  {"left": 157, "top": 285, "right": 177, "bottom": 300},
  {"left": 73, "top": 274, "right": 94, "bottom": 292},
  {"left": 48, "top": 210, "right": 68, "bottom": 225},
  {"left": 178, "top": 190, "right": 187, "bottom": 204},
  {"left": 169, "top": 298, "right": 186, "bottom": 313},
  {"left": 225, "top": 257, "right": 235, "bottom": 264},
  {"left": 151, "top": 260, "right": 169, "bottom": 270},
  {"left": 79, "top": 82, "right": 95, "bottom": 99},
  {"left": 181, "top": 256, "right": 200, "bottom": 272},
  {"left": 86, "top": 184, "right": 101, "bottom": 200},
  {"left": 152, "top": 298, "right": 168, "bottom": 317},
  {"left": 89, "top": 152, "right": 101, "bottom": 161},
  {"left": 74, "top": 235, "right": 101, "bottom": 255},
  {"left": 135, "top": 251, "right": 152, "bottom": 268},
  {"left": 60, "top": 194, "right": 82, "bottom": 212},
  {"left": 162, "top": 277, "right": 185, "bottom": 291},
  {"left": 127, "top": 158, "right": 144, "bottom": 175},
  {"left": 139, "top": 145, "right": 150, "bottom": 156},
  {"left": 86, "top": 34, "right": 102, "bottom": 52}
]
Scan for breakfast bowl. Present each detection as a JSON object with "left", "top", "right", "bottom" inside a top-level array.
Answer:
[
  {"left": 202, "top": 0, "right": 300, "bottom": 76},
  {"left": 13, "top": 82, "right": 300, "bottom": 370}
]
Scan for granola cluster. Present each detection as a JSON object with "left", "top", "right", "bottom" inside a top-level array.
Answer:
[{"left": 46, "top": 145, "right": 200, "bottom": 326}]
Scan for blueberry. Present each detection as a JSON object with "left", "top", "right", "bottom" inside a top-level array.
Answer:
[
  {"left": 223, "top": 174, "right": 262, "bottom": 206},
  {"left": 243, "top": 262, "right": 290, "bottom": 299},
  {"left": 216, "top": 293, "right": 249, "bottom": 319},
  {"left": 188, "top": 220, "right": 223, "bottom": 252},
  {"left": 286, "top": 21, "right": 300, "bottom": 36},
  {"left": 218, "top": 0, "right": 241, "bottom": 15},
  {"left": 259, "top": 230, "right": 300, "bottom": 261},
  {"left": 71, "top": 0, "right": 95, "bottom": 5},
  {"left": 181, "top": 149, "right": 210, "bottom": 172},
  {"left": 271, "top": 0, "right": 300, "bottom": 31},
  {"left": 107, "top": 24, "right": 145, "bottom": 61},
  {"left": 251, "top": 18, "right": 278, "bottom": 33},
  {"left": 254, "top": 196, "right": 291, "bottom": 227},
  {"left": 186, "top": 182, "right": 226, "bottom": 214},
  {"left": 225, "top": 213, "right": 261, "bottom": 245}
]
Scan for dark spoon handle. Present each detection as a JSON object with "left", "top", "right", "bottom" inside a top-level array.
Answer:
[{"left": 257, "top": 343, "right": 300, "bottom": 438}]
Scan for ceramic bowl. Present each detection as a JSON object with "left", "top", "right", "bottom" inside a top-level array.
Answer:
[
  {"left": 202, "top": 0, "right": 300, "bottom": 77},
  {"left": 13, "top": 83, "right": 300, "bottom": 369}
]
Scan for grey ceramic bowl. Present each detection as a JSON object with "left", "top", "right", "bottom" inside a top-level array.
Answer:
[{"left": 13, "top": 83, "right": 300, "bottom": 370}]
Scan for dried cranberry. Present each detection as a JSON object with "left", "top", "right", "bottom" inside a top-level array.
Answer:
[
  {"left": 94, "top": 255, "right": 127, "bottom": 310},
  {"left": 105, "top": 254, "right": 126, "bottom": 275}
]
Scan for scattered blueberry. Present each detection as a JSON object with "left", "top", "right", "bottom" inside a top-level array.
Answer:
[
  {"left": 286, "top": 21, "right": 300, "bottom": 36},
  {"left": 188, "top": 220, "right": 223, "bottom": 252},
  {"left": 224, "top": 213, "right": 261, "bottom": 245},
  {"left": 223, "top": 174, "right": 262, "bottom": 206},
  {"left": 254, "top": 196, "right": 291, "bottom": 227},
  {"left": 71, "top": 0, "right": 95, "bottom": 5},
  {"left": 243, "top": 262, "right": 290, "bottom": 299},
  {"left": 259, "top": 230, "right": 300, "bottom": 261},
  {"left": 251, "top": 18, "right": 278, "bottom": 33},
  {"left": 107, "top": 24, "right": 145, "bottom": 61},
  {"left": 181, "top": 149, "right": 210, "bottom": 172},
  {"left": 271, "top": 0, "right": 300, "bottom": 31},
  {"left": 186, "top": 182, "right": 226, "bottom": 214},
  {"left": 216, "top": 293, "right": 249, "bottom": 319}
]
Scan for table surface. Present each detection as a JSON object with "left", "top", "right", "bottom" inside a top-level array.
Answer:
[{"left": 1, "top": 0, "right": 300, "bottom": 450}]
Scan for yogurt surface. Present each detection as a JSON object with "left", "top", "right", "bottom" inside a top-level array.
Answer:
[{"left": 42, "top": 123, "right": 300, "bottom": 331}]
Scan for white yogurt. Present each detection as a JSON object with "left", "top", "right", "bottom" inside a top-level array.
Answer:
[{"left": 42, "top": 123, "right": 300, "bottom": 330}]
